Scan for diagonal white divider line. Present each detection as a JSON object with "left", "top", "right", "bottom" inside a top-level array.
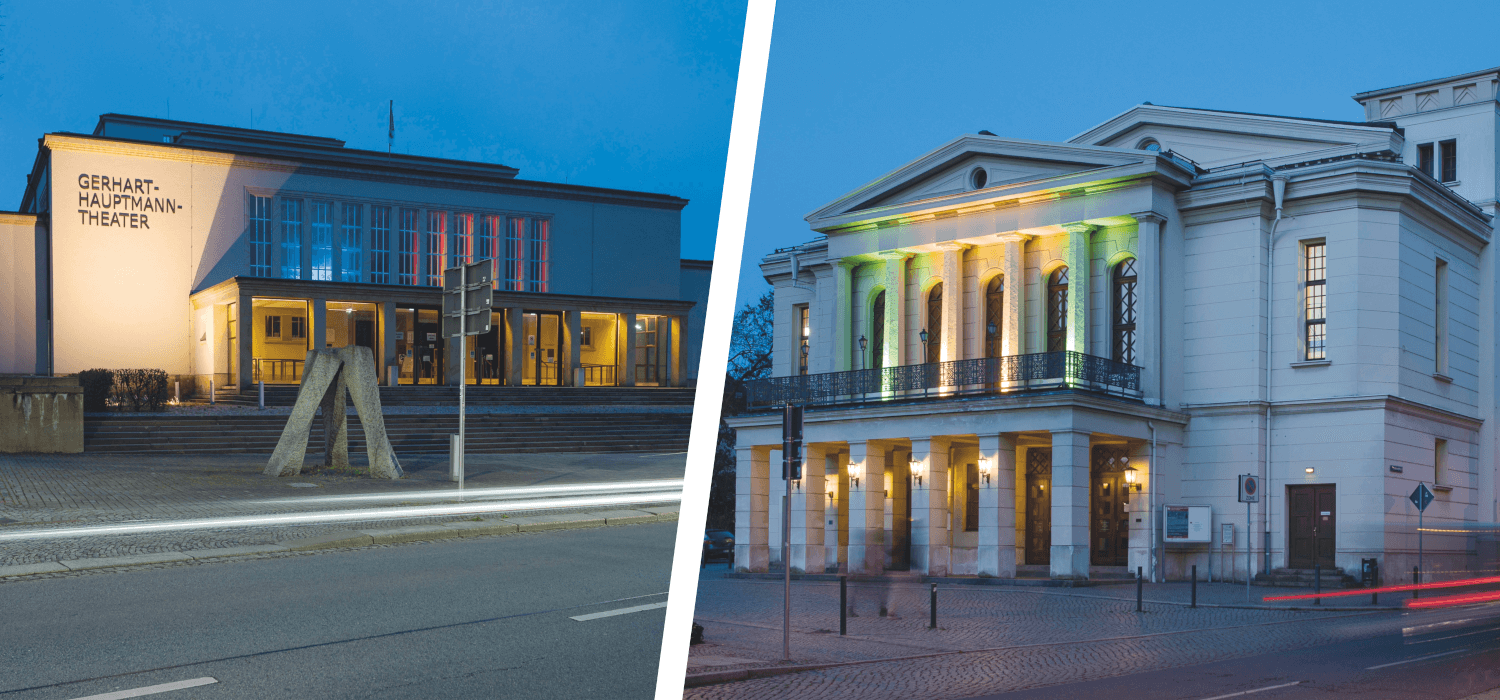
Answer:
[
  {"left": 571, "top": 602, "right": 668, "bottom": 622},
  {"left": 1197, "top": 681, "right": 1301, "bottom": 700},
  {"left": 0, "top": 491, "right": 680, "bottom": 542},
  {"left": 68, "top": 676, "right": 217, "bottom": 700},
  {"left": 1365, "top": 648, "right": 1469, "bottom": 670}
]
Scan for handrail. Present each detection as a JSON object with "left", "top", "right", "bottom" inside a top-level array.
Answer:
[{"left": 745, "top": 351, "right": 1140, "bottom": 408}]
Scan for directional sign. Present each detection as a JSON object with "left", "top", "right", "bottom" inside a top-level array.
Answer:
[
  {"left": 1409, "top": 483, "right": 1435, "bottom": 512},
  {"left": 442, "top": 260, "right": 494, "bottom": 338}
]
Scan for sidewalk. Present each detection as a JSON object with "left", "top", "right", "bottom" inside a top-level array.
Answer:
[{"left": 0, "top": 451, "right": 683, "bottom": 568}]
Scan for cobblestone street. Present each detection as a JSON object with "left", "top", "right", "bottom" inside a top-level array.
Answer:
[{"left": 685, "top": 571, "right": 1433, "bottom": 699}]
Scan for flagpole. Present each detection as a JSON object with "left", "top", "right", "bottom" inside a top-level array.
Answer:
[{"left": 388, "top": 100, "right": 394, "bottom": 154}]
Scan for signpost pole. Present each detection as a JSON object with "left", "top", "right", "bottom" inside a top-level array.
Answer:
[
  {"left": 1418, "top": 489, "right": 1424, "bottom": 589},
  {"left": 458, "top": 263, "right": 466, "bottom": 492},
  {"left": 1246, "top": 498, "right": 1251, "bottom": 601}
]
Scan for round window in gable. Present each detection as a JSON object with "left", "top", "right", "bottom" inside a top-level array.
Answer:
[
  {"left": 970, "top": 167, "right": 988, "bottom": 190},
  {"left": 1138, "top": 139, "right": 1162, "bottom": 152}
]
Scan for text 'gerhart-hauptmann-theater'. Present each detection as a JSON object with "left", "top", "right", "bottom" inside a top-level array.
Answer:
[{"left": 0, "top": 114, "right": 711, "bottom": 393}]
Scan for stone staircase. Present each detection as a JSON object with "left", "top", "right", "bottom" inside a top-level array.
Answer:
[
  {"left": 199, "top": 384, "right": 695, "bottom": 408},
  {"left": 1253, "top": 567, "right": 1359, "bottom": 589},
  {"left": 83, "top": 413, "right": 691, "bottom": 455}
]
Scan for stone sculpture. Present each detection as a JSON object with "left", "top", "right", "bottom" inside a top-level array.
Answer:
[{"left": 264, "top": 345, "right": 403, "bottom": 479}]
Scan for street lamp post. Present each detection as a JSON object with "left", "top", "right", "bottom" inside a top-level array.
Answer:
[
  {"left": 800, "top": 340, "right": 810, "bottom": 376},
  {"left": 919, "top": 328, "right": 930, "bottom": 397}
]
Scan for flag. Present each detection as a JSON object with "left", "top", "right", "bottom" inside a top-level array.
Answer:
[{"left": 388, "top": 100, "right": 395, "bottom": 146}]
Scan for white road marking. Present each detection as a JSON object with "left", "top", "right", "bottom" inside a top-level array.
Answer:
[
  {"left": 68, "top": 677, "right": 217, "bottom": 700},
  {"left": 1365, "top": 648, "right": 1469, "bottom": 670},
  {"left": 1197, "top": 681, "right": 1302, "bottom": 700},
  {"left": 1408, "top": 627, "right": 1497, "bottom": 644},
  {"left": 570, "top": 601, "right": 669, "bottom": 621}
]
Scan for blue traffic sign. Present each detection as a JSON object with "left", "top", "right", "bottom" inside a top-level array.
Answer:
[{"left": 1409, "top": 483, "right": 1434, "bottom": 512}]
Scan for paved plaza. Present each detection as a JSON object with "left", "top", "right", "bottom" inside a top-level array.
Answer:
[{"left": 684, "top": 570, "right": 1469, "bottom": 699}]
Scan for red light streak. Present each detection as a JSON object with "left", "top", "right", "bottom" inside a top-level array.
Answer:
[
  {"left": 1262, "top": 575, "right": 1500, "bottom": 601},
  {"left": 1406, "top": 589, "right": 1500, "bottom": 609}
]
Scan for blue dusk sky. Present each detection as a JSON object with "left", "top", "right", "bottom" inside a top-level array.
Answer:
[
  {"left": 738, "top": 0, "right": 1500, "bottom": 306},
  {"left": 0, "top": 0, "right": 746, "bottom": 260}
]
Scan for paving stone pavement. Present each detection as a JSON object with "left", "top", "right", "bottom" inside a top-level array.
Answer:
[
  {"left": 0, "top": 451, "right": 683, "bottom": 566},
  {"left": 684, "top": 571, "right": 1422, "bottom": 699}
]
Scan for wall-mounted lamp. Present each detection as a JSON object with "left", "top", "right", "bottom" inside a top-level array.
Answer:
[
  {"left": 825, "top": 474, "right": 838, "bottom": 503},
  {"left": 1305, "top": 467, "right": 1315, "bottom": 474},
  {"left": 859, "top": 335, "right": 868, "bottom": 351},
  {"left": 848, "top": 460, "right": 863, "bottom": 488},
  {"left": 978, "top": 457, "right": 993, "bottom": 485},
  {"left": 1123, "top": 465, "right": 1142, "bottom": 491},
  {"left": 909, "top": 457, "right": 926, "bottom": 486}
]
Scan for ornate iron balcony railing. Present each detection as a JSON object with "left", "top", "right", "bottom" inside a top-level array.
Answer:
[{"left": 745, "top": 351, "right": 1140, "bottom": 409}]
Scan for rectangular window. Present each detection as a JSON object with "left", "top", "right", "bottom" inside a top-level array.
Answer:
[
  {"left": 341, "top": 203, "right": 362, "bottom": 282},
  {"left": 796, "top": 304, "right": 810, "bottom": 375},
  {"left": 280, "top": 199, "right": 302, "bottom": 279},
  {"left": 451, "top": 213, "right": 474, "bottom": 270},
  {"left": 504, "top": 217, "right": 525, "bottom": 291},
  {"left": 310, "top": 200, "right": 333, "bottom": 281},
  {"left": 1440, "top": 139, "right": 1458, "bottom": 182},
  {"left": 265, "top": 315, "right": 281, "bottom": 339},
  {"left": 1417, "top": 143, "right": 1434, "bottom": 178},
  {"left": 289, "top": 316, "right": 307, "bottom": 340},
  {"left": 1304, "top": 242, "right": 1326, "bottom": 360},
  {"left": 370, "top": 206, "right": 391, "bottom": 284},
  {"left": 479, "top": 215, "right": 501, "bottom": 289},
  {"left": 426, "top": 210, "right": 447, "bottom": 286},
  {"left": 527, "top": 219, "right": 549, "bottom": 293},
  {"left": 249, "top": 195, "right": 271, "bottom": 277},
  {"left": 397, "top": 208, "right": 419, "bottom": 286},
  {"left": 1435, "top": 258, "right": 1449, "bottom": 375},
  {"left": 1434, "top": 438, "right": 1448, "bottom": 486}
]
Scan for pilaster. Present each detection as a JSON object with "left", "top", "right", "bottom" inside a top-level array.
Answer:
[
  {"left": 995, "top": 233, "right": 1031, "bottom": 356},
  {"left": 735, "top": 445, "right": 771, "bottom": 573},
  {"left": 978, "top": 433, "right": 1018, "bottom": 577},
  {"left": 846, "top": 440, "right": 887, "bottom": 575},
  {"left": 1063, "top": 224, "right": 1094, "bottom": 355},
  {"left": 835, "top": 260, "right": 856, "bottom": 371},
  {"left": 1131, "top": 212, "right": 1166, "bottom": 405},
  {"left": 880, "top": 252, "right": 910, "bottom": 369},
  {"left": 910, "top": 437, "right": 951, "bottom": 576},
  {"left": 936, "top": 243, "right": 967, "bottom": 364},
  {"left": 1050, "top": 429, "right": 1091, "bottom": 580},
  {"left": 790, "top": 444, "right": 828, "bottom": 574}
]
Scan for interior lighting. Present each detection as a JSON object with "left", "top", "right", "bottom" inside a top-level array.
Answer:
[{"left": 1305, "top": 467, "right": 1315, "bottom": 474}]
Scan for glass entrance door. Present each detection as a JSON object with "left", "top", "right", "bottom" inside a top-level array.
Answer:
[{"left": 522, "top": 312, "right": 562, "bottom": 386}]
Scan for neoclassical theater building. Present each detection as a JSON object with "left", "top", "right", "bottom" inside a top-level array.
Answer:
[
  {"left": 0, "top": 114, "right": 709, "bottom": 391},
  {"left": 729, "top": 66, "right": 1500, "bottom": 583}
]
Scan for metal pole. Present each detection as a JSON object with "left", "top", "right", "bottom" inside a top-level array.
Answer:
[
  {"left": 1247, "top": 499, "right": 1252, "bottom": 601},
  {"left": 1191, "top": 565, "right": 1197, "bottom": 608},
  {"left": 1413, "top": 566, "right": 1420, "bottom": 600},
  {"left": 929, "top": 583, "right": 937, "bottom": 629},
  {"left": 258, "top": 380, "right": 264, "bottom": 409},
  {"left": 1418, "top": 502, "right": 1424, "bottom": 588},
  {"left": 839, "top": 575, "right": 847, "bottom": 636},
  {"left": 1314, "top": 563, "right": 1321, "bottom": 605},
  {"left": 783, "top": 483, "right": 791, "bottom": 662},
  {"left": 209, "top": 379, "right": 215, "bottom": 405},
  {"left": 457, "top": 263, "right": 466, "bottom": 489},
  {"left": 1136, "top": 566, "right": 1143, "bottom": 612}
]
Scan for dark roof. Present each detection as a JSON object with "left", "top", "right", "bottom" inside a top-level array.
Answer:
[{"left": 1156, "top": 104, "right": 1398, "bottom": 131}]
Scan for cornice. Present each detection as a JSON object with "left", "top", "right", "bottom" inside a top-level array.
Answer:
[
  {"left": 725, "top": 390, "right": 1190, "bottom": 430},
  {"left": 192, "top": 277, "right": 696, "bottom": 313},
  {"left": 1180, "top": 394, "right": 1482, "bottom": 430},
  {"left": 0, "top": 211, "right": 40, "bottom": 226},
  {"left": 1070, "top": 104, "right": 1399, "bottom": 150}
]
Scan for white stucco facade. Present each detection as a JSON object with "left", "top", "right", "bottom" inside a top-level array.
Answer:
[{"left": 729, "top": 68, "right": 1500, "bottom": 584}]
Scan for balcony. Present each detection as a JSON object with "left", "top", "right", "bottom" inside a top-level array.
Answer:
[{"left": 745, "top": 351, "right": 1141, "bottom": 409}]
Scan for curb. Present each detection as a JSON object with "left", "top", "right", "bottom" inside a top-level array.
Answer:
[{"left": 0, "top": 506, "right": 679, "bottom": 579}]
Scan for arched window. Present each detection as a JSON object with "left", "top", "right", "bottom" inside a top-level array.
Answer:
[
  {"left": 985, "top": 276, "right": 1004, "bottom": 357},
  {"left": 1112, "top": 258, "right": 1138, "bottom": 365},
  {"left": 1047, "top": 267, "right": 1069, "bottom": 352},
  {"left": 870, "top": 291, "right": 885, "bottom": 371},
  {"left": 926, "top": 283, "right": 943, "bottom": 363}
]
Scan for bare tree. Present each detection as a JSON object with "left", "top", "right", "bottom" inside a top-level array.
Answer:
[{"left": 706, "top": 290, "right": 774, "bottom": 531}]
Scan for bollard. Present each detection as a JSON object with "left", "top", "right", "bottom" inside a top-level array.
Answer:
[
  {"left": 1191, "top": 565, "right": 1197, "bottom": 608},
  {"left": 1371, "top": 561, "right": 1379, "bottom": 606},
  {"left": 1413, "top": 566, "right": 1420, "bottom": 600},
  {"left": 174, "top": 380, "right": 180, "bottom": 405},
  {"left": 929, "top": 583, "right": 937, "bottom": 630},
  {"left": 1137, "top": 566, "right": 1144, "bottom": 612},
  {"left": 258, "top": 380, "right": 265, "bottom": 409},
  {"left": 839, "top": 576, "right": 847, "bottom": 636},
  {"left": 1314, "top": 563, "right": 1324, "bottom": 604},
  {"left": 209, "top": 379, "right": 215, "bottom": 405}
]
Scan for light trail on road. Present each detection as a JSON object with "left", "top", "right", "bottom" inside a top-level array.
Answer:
[
  {"left": 251, "top": 479, "right": 684, "bottom": 505},
  {"left": 0, "top": 488, "right": 680, "bottom": 542}
]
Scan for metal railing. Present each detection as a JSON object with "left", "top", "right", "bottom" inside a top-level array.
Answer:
[
  {"left": 581, "top": 363, "right": 617, "bottom": 386},
  {"left": 252, "top": 358, "right": 304, "bottom": 384},
  {"left": 745, "top": 351, "right": 1140, "bottom": 409}
]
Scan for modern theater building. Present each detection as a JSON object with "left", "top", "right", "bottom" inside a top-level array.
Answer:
[
  {"left": 729, "top": 67, "right": 1500, "bottom": 584},
  {"left": 0, "top": 114, "right": 708, "bottom": 392}
]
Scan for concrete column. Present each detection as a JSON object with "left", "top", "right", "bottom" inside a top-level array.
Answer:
[
  {"left": 996, "top": 234, "right": 1030, "bottom": 355},
  {"left": 237, "top": 292, "right": 254, "bottom": 388},
  {"left": 790, "top": 444, "right": 827, "bottom": 574},
  {"left": 735, "top": 445, "right": 771, "bottom": 573},
  {"left": 1063, "top": 224, "right": 1094, "bottom": 355},
  {"left": 825, "top": 450, "right": 845, "bottom": 573},
  {"left": 1128, "top": 440, "right": 1155, "bottom": 578},
  {"left": 670, "top": 316, "right": 683, "bottom": 387},
  {"left": 835, "top": 261, "right": 855, "bottom": 371},
  {"left": 1050, "top": 429, "right": 1092, "bottom": 580},
  {"left": 662, "top": 316, "right": 675, "bottom": 387},
  {"left": 846, "top": 440, "right": 887, "bottom": 575},
  {"left": 978, "top": 433, "right": 1019, "bottom": 577},
  {"left": 380, "top": 303, "right": 397, "bottom": 385},
  {"left": 937, "top": 244, "right": 967, "bottom": 364},
  {"left": 1131, "top": 212, "right": 1165, "bottom": 404},
  {"left": 507, "top": 307, "right": 524, "bottom": 386},
  {"left": 880, "top": 252, "right": 910, "bottom": 368},
  {"left": 623, "top": 313, "right": 638, "bottom": 386},
  {"left": 910, "top": 437, "right": 951, "bottom": 576},
  {"left": 310, "top": 298, "right": 328, "bottom": 355},
  {"left": 566, "top": 310, "right": 583, "bottom": 387}
]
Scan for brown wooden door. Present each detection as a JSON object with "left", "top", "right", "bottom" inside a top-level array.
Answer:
[
  {"left": 1025, "top": 449, "right": 1052, "bottom": 565},
  {"left": 1091, "top": 472, "right": 1129, "bottom": 566},
  {"left": 1287, "top": 484, "right": 1336, "bottom": 568}
]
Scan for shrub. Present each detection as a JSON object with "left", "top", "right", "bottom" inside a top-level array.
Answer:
[
  {"left": 77, "top": 369, "right": 114, "bottom": 412},
  {"left": 112, "top": 369, "right": 170, "bottom": 412}
]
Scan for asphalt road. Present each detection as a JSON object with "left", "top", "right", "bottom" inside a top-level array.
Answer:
[
  {"left": 980, "top": 602, "right": 1500, "bottom": 700},
  {"left": 0, "top": 522, "right": 676, "bottom": 699}
]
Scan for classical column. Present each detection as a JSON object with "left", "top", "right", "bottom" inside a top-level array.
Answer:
[
  {"left": 881, "top": 252, "right": 910, "bottom": 368},
  {"left": 622, "top": 313, "right": 637, "bottom": 387},
  {"left": 735, "top": 445, "right": 771, "bottom": 573},
  {"left": 1063, "top": 224, "right": 1094, "bottom": 355},
  {"left": 995, "top": 234, "right": 1030, "bottom": 356},
  {"left": 566, "top": 310, "right": 583, "bottom": 387},
  {"left": 790, "top": 444, "right": 828, "bottom": 573},
  {"left": 936, "top": 243, "right": 967, "bottom": 363},
  {"left": 846, "top": 440, "right": 886, "bottom": 575},
  {"left": 910, "top": 437, "right": 951, "bottom": 576},
  {"left": 978, "top": 433, "right": 1018, "bottom": 577},
  {"left": 835, "top": 260, "right": 856, "bottom": 372},
  {"left": 507, "top": 307, "right": 525, "bottom": 386},
  {"left": 1050, "top": 429, "right": 1092, "bottom": 580},
  {"left": 1131, "top": 212, "right": 1165, "bottom": 405}
]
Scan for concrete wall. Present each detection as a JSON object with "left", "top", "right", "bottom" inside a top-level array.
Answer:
[
  {"left": 0, "top": 213, "right": 41, "bottom": 374},
  {"left": 0, "top": 376, "right": 82, "bottom": 453},
  {"left": 679, "top": 260, "right": 712, "bottom": 383}
]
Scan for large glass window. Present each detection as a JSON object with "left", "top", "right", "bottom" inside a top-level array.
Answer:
[
  {"left": 451, "top": 213, "right": 473, "bottom": 270},
  {"left": 633, "top": 315, "right": 668, "bottom": 386},
  {"left": 426, "top": 211, "right": 447, "bottom": 286},
  {"left": 504, "top": 217, "right": 525, "bottom": 291},
  {"left": 280, "top": 199, "right": 302, "bottom": 279},
  {"left": 1304, "top": 242, "right": 1326, "bottom": 360},
  {"left": 397, "top": 209, "right": 419, "bottom": 286},
  {"left": 310, "top": 201, "right": 333, "bottom": 281},
  {"left": 369, "top": 206, "right": 390, "bottom": 284},
  {"left": 250, "top": 195, "right": 271, "bottom": 277},
  {"left": 251, "top": 298, "right": 310, "bottom": 384},
  {"left": 1047, "top": 267, "right": 1069, "bottom": 352},
  {"left": 478, "top": 215, "right": 500, "bottom": 288},
  {"left": 326, "top": 301, "right": 378, "bottom": 353},
  {"left": 870, "top": 291, "right": 885, "bottom": 371},
  {"left": 579, "top": 312, "right": 619, "bottom": 386},
  {"left": 796, "top": 305, "right": 810, "bottom": 375},
  {"left": 340, "top": 204, "right": 362, "bottom": 282},
  {"left": 925, "top": 283, "right": 942, "bottom": 363},
  {"left": 1112, "top": 258, "right": 1138, "bottom": 365},
  {"left": 1435, "top": 258, "right": 1448, "bottom": 375},
  {"left": 1440, "top": 139, "right": 1457, "bottom": 182},
  {"left": 985, "top": 276, "right": 1003, "bottom": 357},
  {"left": 395, "top": 307, "right": 444, "bottom": 384},
  {"left": 527, "top": 219, "right": 549, "bottom": 292}
]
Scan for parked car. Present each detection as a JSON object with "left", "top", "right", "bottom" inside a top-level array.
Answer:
[{"left": 702, "top": 529, "right": 734, "bottom": 565}]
